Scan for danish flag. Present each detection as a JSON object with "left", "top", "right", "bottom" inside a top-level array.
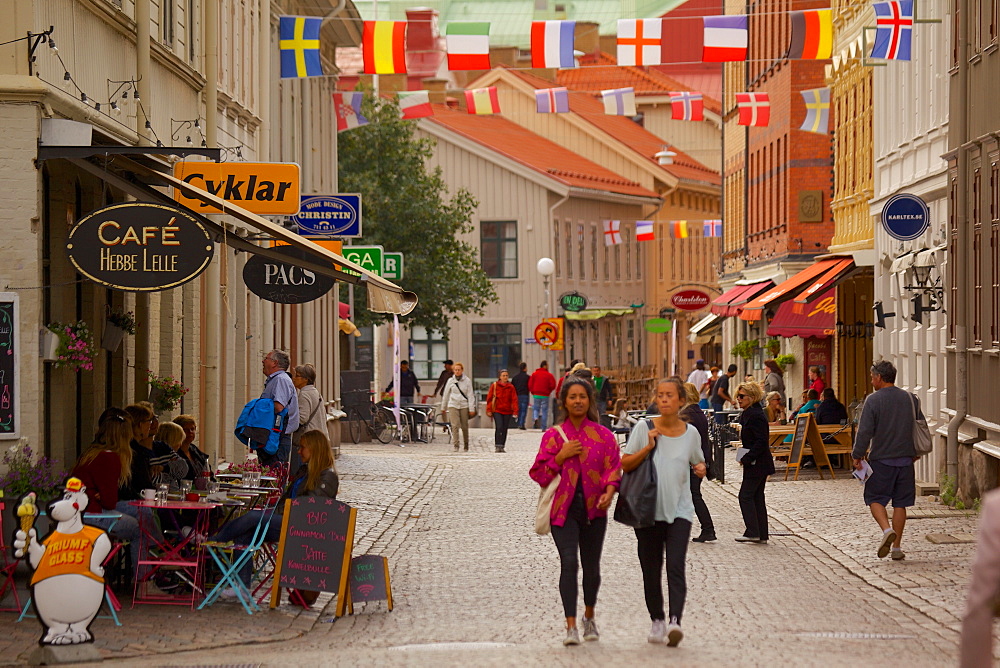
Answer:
[{"left": 735, "top": 92, "right": 770, "bottom": 127}]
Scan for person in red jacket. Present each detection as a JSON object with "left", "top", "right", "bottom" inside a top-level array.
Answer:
[
  {"left": 527, "top": 361, "right": 558, "bottom": 430},
  {"left": 486, "top": 370, "right": 519, "bottom": 452}
]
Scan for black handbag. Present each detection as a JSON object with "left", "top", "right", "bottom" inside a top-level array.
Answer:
[{"left": 613, "top": 419, "right": 659, "bottom": 528}]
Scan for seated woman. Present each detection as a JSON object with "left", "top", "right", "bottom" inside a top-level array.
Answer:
[
  {"left": 154, "top": 421, "right": 189, "bottom": 489},
  {"left": 815, "top": 388, "right": 848, "bottom": 425},
  {"left": 765, "top": 391, "right": 785, "bottom": 425},
  {"left": 173, "top": 414, "right": 213, "bottom": 485},
  {"left": 208, "top": 430, "right": 338, "bottom": 598},
  {"left": 611, "top": 398, "right": 632, "bottom": 429}
]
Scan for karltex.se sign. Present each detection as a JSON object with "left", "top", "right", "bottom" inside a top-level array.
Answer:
[
  {"left": 66, "top": 202, "right": 214, "bottom": 292},
  {"left": 882, "top": 193, "right": 930, "bottom": 241}
]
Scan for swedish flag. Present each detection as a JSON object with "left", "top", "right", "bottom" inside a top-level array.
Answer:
[{"left": 280, "top": 16, "right": 323, "bottom": 78}]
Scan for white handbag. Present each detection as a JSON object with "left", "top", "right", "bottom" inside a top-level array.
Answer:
[{"left": 535, "top": 425, "right": 568, "bottom": 536}]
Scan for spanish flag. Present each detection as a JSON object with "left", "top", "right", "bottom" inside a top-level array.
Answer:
[
  {"left": 465, "top": 87, "right": 501, "bottom": 115},
  {"left": 788, "top": 9, "right": 832, "bottom": 60},
  {"left": 671, "top": 221, "right": 689, "bottom": 239},
  {"left": 363, "top": 21, "right": 407, "bottom": 74}
]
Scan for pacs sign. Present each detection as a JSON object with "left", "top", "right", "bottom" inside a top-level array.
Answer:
[{"left": 292, "top": 195, "right": 362, "bottom": 238}]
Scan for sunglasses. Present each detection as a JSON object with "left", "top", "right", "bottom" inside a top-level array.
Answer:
[{"left": 736, "top": 393, "right": 747, "bottom": 399}]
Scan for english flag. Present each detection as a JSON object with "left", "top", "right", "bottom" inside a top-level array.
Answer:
[
  {"left": 670, "top": 91, "right": 704, "bottom": 121},
  {"left": 603, "top": 220, "right": 622, "bottom": 246},
  {"left": 617, "top": 19, "right": 662, "bottom": 66}
]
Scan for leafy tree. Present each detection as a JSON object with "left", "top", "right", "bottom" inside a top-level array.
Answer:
[{"left": 338, "top": 94, "right": 496, "bottom": 337}]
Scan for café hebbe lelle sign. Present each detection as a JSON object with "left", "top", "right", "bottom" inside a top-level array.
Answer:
[{"left": 66, "top": 202, "right": 214, "bottom": 291}]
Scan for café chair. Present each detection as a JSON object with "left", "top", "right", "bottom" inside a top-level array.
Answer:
[
  {"left": 199, "top": 502, "right": 279, "bottom": 615},
  {"left": 0, "top": 501, "right": 23, "bottom": 614}
]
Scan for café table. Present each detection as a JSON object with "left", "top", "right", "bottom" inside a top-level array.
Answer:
[
  {"left": 130, "top": 499, "right": 219, "bottom": 609},
  {"left": 767, "top": 422, "right": 855, "bottom": 467}
]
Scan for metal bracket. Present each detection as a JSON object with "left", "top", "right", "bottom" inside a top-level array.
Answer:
[{"left": 27, "top": 26, "right": 55, "bottom": 77}]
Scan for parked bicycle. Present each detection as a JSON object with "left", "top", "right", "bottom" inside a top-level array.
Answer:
[{"left": 346, "top": 398, "right": 396, "bottom": 444}]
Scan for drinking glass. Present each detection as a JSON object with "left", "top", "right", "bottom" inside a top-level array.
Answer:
[
  {"left": 207, "top": 481, "right": 220, "bottom": 495},
  {"left": 179, "top": 480, "right": 192, "bottom": 494},
  {"left": 156, "top": 483, "right": 169, "bottom": 505}
]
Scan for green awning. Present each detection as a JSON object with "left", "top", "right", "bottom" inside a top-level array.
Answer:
[{"left": 564, "top": 308, "right": 633, "bottom": 321}]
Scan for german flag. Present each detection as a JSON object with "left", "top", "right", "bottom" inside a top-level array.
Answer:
[{"left": 788, "top": 9, "right": 832, "bottom": 60}]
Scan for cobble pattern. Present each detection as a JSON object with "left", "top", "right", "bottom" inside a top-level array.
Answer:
[{"left": 77, "top": 427, "right": 991, "bottom": 667}]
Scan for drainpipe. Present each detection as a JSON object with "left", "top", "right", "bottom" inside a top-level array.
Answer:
[
  {"left": 203, "top": 0, "right": 221, "bottom": 460},
  {"left": 133, "top": 1, "right": 152, "bottom": 400},
  {"left": 946, "top": 0, "right": 969, "bottom": 481}
]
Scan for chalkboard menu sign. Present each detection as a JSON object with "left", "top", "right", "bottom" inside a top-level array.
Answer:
[
  {"left": 0, "top": 294, "right": 18, "bottom": 439},
  {"left": 789, "top": 413, "right": 810, "bottom": 468},
  {"left": 270, "top": 497, "right": 356, "bottom": 616},
  {"left": 348, "top": 554, "right": 392, "bottom": 613}
]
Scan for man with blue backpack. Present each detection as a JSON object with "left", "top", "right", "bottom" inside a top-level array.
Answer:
[{"left": 259, "top": 349, "right": 299, "bottom": 465}]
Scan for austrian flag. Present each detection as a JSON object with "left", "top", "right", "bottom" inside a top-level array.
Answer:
[
  {"left": 670, "top": 92, "right": 704, "bottom": 121},
  {"left": 736, "top": 92, "right": 770, "bottom": 127},
  {"left": 636, "top": 221, "right": 655, "bottom": 242},
  {"left": 333, "top": 92, "right": 368, "bottom": 132},
  {"left": 603, "top": 220, "right": 622, "bottom": 246}
]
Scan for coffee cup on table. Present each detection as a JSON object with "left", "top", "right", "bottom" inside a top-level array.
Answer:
[
  {"left": 185, "top": 492, "right": 200, "bottom": 502},
  {"left": 141, "top": 489, "right": 156, "bottom": 501}
]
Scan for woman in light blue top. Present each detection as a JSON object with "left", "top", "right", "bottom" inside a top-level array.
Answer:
[{"left": 621, "top": 377, "right": 706, "bottom": 648}]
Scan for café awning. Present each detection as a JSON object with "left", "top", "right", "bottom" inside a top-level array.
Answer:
[
  {"left": 767, "top": 288, "right": 836, "bottom": 339},
  {"left": 564, "top": 307, "right": 634, "bottom": 320},
  {"left": 688, "top": 312, "right": 724, "bottom": 343},
  {"left": 68, "top": 156, "right": 416, "bottom": 315},
  {"left": 740, "top": 257, "right": 852, "bottom": 321},
  {"left": 710, "top": 281, "right": 773, "bottom": 317},
  {"left": 792, "top": 257, "right": 856, "bottom": 309}
]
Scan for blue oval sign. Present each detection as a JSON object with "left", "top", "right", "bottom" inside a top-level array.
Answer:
[
  {"left": 292, "top": 194, "right": 362, "bottom": 237},
  {"left": 882, "top": 193, "right": 929, "bottom": 241}
]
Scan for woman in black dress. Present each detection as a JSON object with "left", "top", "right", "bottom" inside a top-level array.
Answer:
[{"left": 734, "top": 381, "right": 774, "bottom": 544}]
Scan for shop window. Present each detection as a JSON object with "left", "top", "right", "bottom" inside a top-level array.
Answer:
[
  {"left": 471, "top": 323, "right": 521, "bottom": 393},
  {"left": 577, "top": 224, "right": 586, "bottom": 280},
  {"left": 480, "top": 220, "right": 517, "bottom": 279},
  {"left": 410, "top": 326, "right": 448, "bottom": 380}
]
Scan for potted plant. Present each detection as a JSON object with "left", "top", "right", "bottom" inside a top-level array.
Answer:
[
  {"left": 45, "top": 321, "right": 96, "bottom": 371},
  {"left": 765, "top": 337, "right": 781, "bottom": 357},
  {"left": 0, "top": 441, "right": 67, "bottom": 536},
  {"left": 102, "top": 307, "right": 137, "bottom": 352},
  {"left": 775, "top": 353, "right": 796, "bottom": 369},
  {"left": 146, "top": 370, "right": 190, "bottom": 414},
  {"left": 731, "top": 339, "right": 757, "bottom": 361}
]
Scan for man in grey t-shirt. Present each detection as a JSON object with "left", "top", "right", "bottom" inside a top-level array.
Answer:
[
  {"left": 852, "top": 360, "right": 923, "bottom": 561},
  {"left": 260, "top": 349, "right": 299, "bottom": 466}
]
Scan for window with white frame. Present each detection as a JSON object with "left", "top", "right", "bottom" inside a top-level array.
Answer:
[{"left": 410, "top": 326, "right": 448, "bottom": 381}]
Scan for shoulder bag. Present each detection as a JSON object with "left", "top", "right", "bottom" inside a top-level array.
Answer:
[
  {"left": 910, "top": 393, "right": 933, "bottom": 456},
  {"left": 454, "top": 379, "right": 477, "bottom": 417},
  {"left": 535, "top": 424, "right": 569, "bottom": 535},
  {"left": 488, "top": 382, "right": 497, "bottom": 415},
  {"left": 613, "top": 418, "right": 659, "bottom": 528}
]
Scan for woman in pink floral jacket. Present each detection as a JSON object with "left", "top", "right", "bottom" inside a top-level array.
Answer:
[{"left": 530, "top": 376, "right": 621, "bottom": 646}]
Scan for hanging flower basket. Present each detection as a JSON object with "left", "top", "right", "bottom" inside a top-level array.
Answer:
[
  {"left": 101, "top": 322, "right": 126, "bottom": 352},
  {"left": 45, "top": 321, "right": 96, "bottom": 371},
  {"left": 39, "top": 328, "right": 59, "bottom": 361},
  {"left": 147, "top": 370, "right": 189, "bottom": 414}
]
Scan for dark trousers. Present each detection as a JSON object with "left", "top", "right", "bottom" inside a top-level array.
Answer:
[
  {"left": 516, "top": 395, "right": 529, "bottom": 428},
  {"left": 259, "top": 433, "right": 292, "bottom": 467},
  {"left": 550, "top": 516, "right": 608, "bottom": 618},
  {"left": 494, "top": 413, "right": 513, "bottom": 446},
  {"left": 739, "top": 474, "right": 769, "bottom": 540},
  {"left": 711, "top": 402, "right": 726, "bottom": 424},
  {"left": 690, "top": 472, "right": 715, "bottom": 535},
  {"left": 635, "top": 519, "right": 692, "bottom": 622}
]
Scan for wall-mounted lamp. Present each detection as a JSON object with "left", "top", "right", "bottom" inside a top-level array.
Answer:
[{"left": 873, "top": 301, "right": 895, "bottom": 328}]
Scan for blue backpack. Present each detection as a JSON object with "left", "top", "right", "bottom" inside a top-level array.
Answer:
[{"left": 234, "top": 398, "right": 288, "bottom": 455}]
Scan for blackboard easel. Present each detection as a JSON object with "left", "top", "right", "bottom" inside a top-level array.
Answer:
[
  {"left": 785, "top": 413, "right": 835, "bottom": 480},
  {"left": 347, "top": 554, "right": 393, "bottom": 614}
]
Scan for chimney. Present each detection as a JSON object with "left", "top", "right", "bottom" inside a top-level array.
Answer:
[
  {"left": 574, "top": 21, "right": 600, "bottom": 56},
  {"left": 378, "top": 73, "right": 407, "bottom": 94},
  {"left": 489, "top": 46, "right": 518, "bottom": 68},
  {"left": 599, "top": 34, "right": 617, "bottom": 59},
  {"left": 453, "top": 88, "right": 468, "bottom": 111},
  {"left": 422, "top": 77, "right": 448, "bottom": 104}
]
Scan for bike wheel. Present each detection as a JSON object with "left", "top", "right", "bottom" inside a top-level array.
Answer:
[
  {"left": 373, "top": 407, "right": 395, "bottom": 444},
  {"left": 348, "top": 407, "right": 363, "bottom": 444}
]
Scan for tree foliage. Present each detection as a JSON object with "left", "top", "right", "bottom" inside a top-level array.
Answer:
[{"left": 338, "top": 94, "right": 497, "bottom": 337}]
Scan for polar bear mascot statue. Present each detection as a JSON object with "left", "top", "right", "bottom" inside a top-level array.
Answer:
[{"left": 14, "top": 477, "right": 111, "bottom": 645}]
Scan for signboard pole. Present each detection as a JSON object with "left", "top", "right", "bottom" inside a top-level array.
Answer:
[
  {"left": 269, "top": 500, "right": 294, "bottom": 609},
  {"left": 334, "top": 507, "right": 358, "bottom": 618}
]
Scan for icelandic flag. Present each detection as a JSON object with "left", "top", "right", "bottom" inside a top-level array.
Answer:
[
  {"left": 601, "top": 87, "right": 636, "bottom": 116},
  {"left": 670, "top": 92, "right": 704, "bottom": 121},
  {"left": 703, "top": 16, "right": 748, "bottom": 62},
  {"left": 603, "top": 220, "right": 622, "bottom": 246},
  {"left": 531, "top": 21, "right": 576, "bottom": 69},
  {"left": 871, "top": 1, "right": 913, "bottom": 60},
  {"left": 333, "top": 92, "right": 368, "bottom": 132},
  {"left": 636, "top": 221, "right": 655, "bottom": 242},
  {"left": 703, "top": 220, "right": 722, "bottom": 237},
  {"left": 279, "top": 16, "right": 323, "bottom": 78},
  {"left": 399, "top": 91, "right": 434, "bottom": 119},
  {"left": 535, "top": 87, "right": 570, "bottom": 113}
]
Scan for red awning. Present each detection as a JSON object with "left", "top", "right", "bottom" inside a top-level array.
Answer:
[
  {"left": 767, "top": 288, "right": 837, "bottom": 338},
  {"left": 792, "top": 257, "right": 856, "bottom": 310},
  {"left": 710, "top": 281, "right": 774, "bottom": 317},
  {"left": 740, "top": 257, "right": 852, "bottom": 321}
]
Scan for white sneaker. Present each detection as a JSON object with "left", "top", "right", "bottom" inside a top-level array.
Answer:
[
  {"left": 563, "top": 627, "right": 580, "bottom": 646},
  {"left": 878, "top": 529, "right": 897, "bottom": 559},
  {"left": 581, "top": 616, "right": 599, "bottom": 641},
  {"left": 666, "top": 616, "right": 683, "bottom": 647},
  {"left": 648, "top": 619, "right": 666, "bottom": 643}
]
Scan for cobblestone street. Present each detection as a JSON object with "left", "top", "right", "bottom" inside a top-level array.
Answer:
[{"left": 2, "top": 427, "right": 991, "bottom": 666}]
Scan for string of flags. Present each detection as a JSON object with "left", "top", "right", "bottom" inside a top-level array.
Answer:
[{"left": 602, "top": 220, "right": 724, "bottom": 245}]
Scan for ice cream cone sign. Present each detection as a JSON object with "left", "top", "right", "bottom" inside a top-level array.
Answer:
[{"left": 13, "top": 477, "right": 111, "bottom": 646}]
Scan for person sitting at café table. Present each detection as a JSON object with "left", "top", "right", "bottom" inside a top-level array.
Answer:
[
  {"left": 154, "top": 421, "right": 189, "bottom": 488},
  {"left": 173, "top": 414, "right": 213, "bottom": 485},
  {"left": 207, "top": 429, "right": 338, "bottom": 600},
  {"left": 790, "top": 389, "right": 821, "bottom": 419},
  {"left": 815, "top": 387, "right": 848, "bottom": 425},
  {"left": 765, "top": 391, "right": 785, "bottom": 425}
]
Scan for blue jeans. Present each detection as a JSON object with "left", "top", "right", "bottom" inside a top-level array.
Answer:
[
  {"left": 517, "top": 395, "right": 530, "bottom": 428},
  {"left": 211, "top": 510, "right": 283, "bottom": 586},
  {"left": 532, "top": 396, "right": 549, "bottom": 430},
  {"left": 85, "top": 503, "right": 150, "bottom": 579},
  {"left": 711, "top": 402, "right": 726, "bottom": 424}
]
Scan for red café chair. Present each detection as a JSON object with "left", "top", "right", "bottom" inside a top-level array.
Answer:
[{"left": 0, "top": 501, "right": 24, "bottom": 614}]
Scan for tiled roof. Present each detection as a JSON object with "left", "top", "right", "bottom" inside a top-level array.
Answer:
[
  {"left": 424, "top": 105, "right": 661, "bottom": 200},
  {"left": 503, "top": 68, "right": 720, "bottom": 186},
  {"left": 556, "top": 52, "right": 721, "bottom": 114}
]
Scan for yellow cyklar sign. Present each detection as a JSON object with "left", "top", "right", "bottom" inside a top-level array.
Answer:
[{"left": 173, "top": 162, "right": 301, "bottom": 215}]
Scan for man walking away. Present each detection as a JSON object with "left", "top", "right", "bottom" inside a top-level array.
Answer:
[
  {"left": 433, "top": 360, "right": 454, "bottom": 398},
  {"left": 852, "top": 360, "right": 922, "bottom": 561},
  {"left": 528, "top": 361, "right": 557, "bottom": 430},
  {"left": 711, "top": 365, "right": 738, "bottom": 424},
  {"left": 511, "top": 362, "right": 531, "bottom": 430},
  {"left": 687, "top": 360, "right": 710, "bottom": 409},
  {"left": 593, "top": 366, "right": 614, "bottom": 422},
  {"left": 385, "top": 360, "right": 420, "bottom": 406},
  {"left": 260, "top": 349, "right": 299, "bottom": 465}
]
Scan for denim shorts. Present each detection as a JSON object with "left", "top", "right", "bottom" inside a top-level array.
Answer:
[{"left": 863, "top": 460, "right": 916, "bottom": 508}]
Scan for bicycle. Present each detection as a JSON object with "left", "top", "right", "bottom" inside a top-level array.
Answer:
[{"left": 346, "top": 400, "right": 397, "bottom": 444}]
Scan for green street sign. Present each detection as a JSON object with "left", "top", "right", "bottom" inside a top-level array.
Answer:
[
  {"left": 644, "top": 318, "right": 673, "bottom": 333},
  {"left": 341, "top": 245, "right": 383, "bottom": 277},
  {"left": 382, "top": 252, "right": 404, "bottom": 280}
]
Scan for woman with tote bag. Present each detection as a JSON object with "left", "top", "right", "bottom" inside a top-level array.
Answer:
[
  {"left": 529, "top": 377, "right": 621, "bottom": 647},
  {"left": 620, "top": 378, "right": 706, "bottom": 647}
]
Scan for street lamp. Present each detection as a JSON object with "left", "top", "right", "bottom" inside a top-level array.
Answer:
[{"left": 537, "top": 257, "right": 556, "bottom": 371}]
